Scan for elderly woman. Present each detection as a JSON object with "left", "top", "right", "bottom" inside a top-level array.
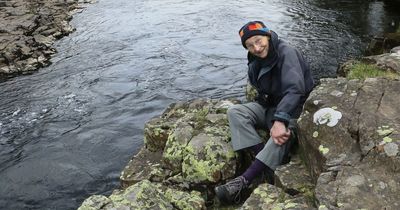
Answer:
[{"left": 215, "top": 21, "right": 315, "bottom": 204}]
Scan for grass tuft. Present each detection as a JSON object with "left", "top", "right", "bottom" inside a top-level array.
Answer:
[{"left": 347, "top": 63, "right": 399, "bottom": 80}]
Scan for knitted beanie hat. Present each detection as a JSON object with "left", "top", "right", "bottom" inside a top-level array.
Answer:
[{"left": 239, "top": 21, "right": 271, "bottom": 48}]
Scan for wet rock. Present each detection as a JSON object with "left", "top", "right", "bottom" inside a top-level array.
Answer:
[
  {"left": 0, "top": 0, "right": 95, "bottom": 79},
  {"left": 33, "top": 34, "right": 54, "bottom": 48},
  {"left": 366, "top": 33, "right": 400, "bottom": 56}
]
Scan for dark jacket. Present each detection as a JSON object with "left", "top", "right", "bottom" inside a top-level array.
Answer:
[{"left": 248, "top": 31, "right": 314, "bottom": 126}]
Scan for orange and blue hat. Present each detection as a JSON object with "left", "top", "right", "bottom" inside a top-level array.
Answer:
[{"left": 239, "top": 21, "right": 271, "bottom": 48}]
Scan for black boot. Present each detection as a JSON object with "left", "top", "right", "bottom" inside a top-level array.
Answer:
[{"left": 214, "top": 176, "right": 249, "bottom": 204}]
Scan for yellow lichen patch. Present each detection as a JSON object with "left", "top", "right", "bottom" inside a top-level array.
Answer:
[
  {"left": 284, "top": 202, "right": 298, "bottom": 208},
  {"left": 318, "top": 205, "right": 328, "bottom": 210},
  {"left": 318, "top": 145, "right": 329, "bottom": 155},
  {"left": 383, "top": 136, "right": 393, "bottom": 143},
  {"left": 377, "top": 127, "right": 394, "bottom": 136},
  {"left": 272, "top": 206, "right": 283, "bottom": 210}
]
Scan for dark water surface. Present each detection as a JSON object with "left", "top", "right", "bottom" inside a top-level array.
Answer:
[{"left": 1, "top": 0, "right": 399, "bottom": 209}]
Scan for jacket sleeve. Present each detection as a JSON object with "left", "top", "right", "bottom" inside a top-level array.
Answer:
[{"left": 273, "top": 47, "right": 306, "bottom": 125}]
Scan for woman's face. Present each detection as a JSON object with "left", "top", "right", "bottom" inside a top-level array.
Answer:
[{"left": 245, "top": 35, "right": 270, "bottom": 58}]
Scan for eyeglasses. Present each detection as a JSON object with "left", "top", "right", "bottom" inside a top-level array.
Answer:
[{"left": 245, "top": 38, "right": 263, "bottom": 50}]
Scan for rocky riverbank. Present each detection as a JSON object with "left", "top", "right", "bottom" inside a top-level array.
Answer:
[
  {"left": 77, "top": 45, "right": 400, "bottom": 209},
  {"left": 0, "top": 0, "right": 95, "bottom": 79}
]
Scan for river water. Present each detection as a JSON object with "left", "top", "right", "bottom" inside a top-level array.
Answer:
[{"left": 0, "top": 0, "right": 399, "bottom": 209}]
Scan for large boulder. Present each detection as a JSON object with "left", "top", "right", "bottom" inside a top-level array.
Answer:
[
  {"left": 147, "top": 98, "right": 238, "bottom": 185},
  {"left": 298, "top": 77, "right": 400, "bottom": 209},
  {"left": 121, "top": 99, "right": 240, "bottom": 202}
]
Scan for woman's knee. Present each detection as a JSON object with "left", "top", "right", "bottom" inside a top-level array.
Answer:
[{"left": 227, "top": 104, "right": 245, "bottom": 119}]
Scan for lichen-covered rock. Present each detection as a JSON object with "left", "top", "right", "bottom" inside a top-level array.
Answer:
[
  {"left": 164, "top": 188, "right": 206, "bottom": 210},
  {"left": 78, "top": 195, "right": 110, "bottom": 210},
  {"left": 108, "top": 180, "right": 173, "bottom": 209},
  {"left": 148, "top": 99, "right": 238, "bottom": 185},
  {"left": 163, "top": 121, "right": 195, "bottom": 174},
  {"left": 241, "top": 184, "right": 312, "bottom": 210},
  {"left": 78, "top": 180, "right": 206, "bottom": 210},
  {"left": 143, "top": 117, "right": 174, "bottom": 152},
  {"left": 182, "top": 133, "right": 236, "bottom": 183},
  {"left": 120, "top": 148, "right": 167, "bottom": 188},
  {"left": 246, "top": 81, "right": 258, "bottom": 102},
  {"left": 298, "top": 78, "right": 400, "bottom": 209},
  {"left": 119, "top": 98, "right": 239, "bottom": 206},
  {"left": 275, "top": 155, "right": 315, "bottom": 205}
]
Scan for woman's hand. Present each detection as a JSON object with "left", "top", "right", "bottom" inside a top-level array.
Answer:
[{"left": 270, "top": 121, "right": 290, "bottom": 145}]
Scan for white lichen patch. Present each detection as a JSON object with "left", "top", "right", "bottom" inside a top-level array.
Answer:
[
  {"left": 330, "top": 90, "right": 344, "bottom": 97},
  {"left": 313, "top": 131, "right": 319, "bottom": 138},
  {"left": 379, "top": 181, "right": 387, "bottom": 190},
  {"left": 313, "top": 100, "right": 320, "bottom": 105},
  {"left": 384, "top": 143, "right": 399, "bottom": 157},
  {"left": 331, "top": 106, "right": 337, "bottom": 110},
  {"left": 318, "top": 145, "right": 329, "bottom": 155},
  {"left": 313, "top": 108, "right": 342, "bottom": 127},
  {"left": 350, "top": 91, "right": 357, "bottom": 97}
]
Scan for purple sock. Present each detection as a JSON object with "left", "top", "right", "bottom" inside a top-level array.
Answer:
[
  {"left": 242, "top": 159, "right": 267, "bottom": 183},
  {"left": 250, "top": 143, "right": 265, "bottom": 155}
]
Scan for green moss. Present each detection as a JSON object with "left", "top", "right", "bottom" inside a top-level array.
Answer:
[
  {"left": 299, "top": 185, "right": 316, "bottom": 206},
  {"left": 193, "top": 107, "right": 210, "bottom": 130},
  {"left": 347, "top": 63, "right": 399, "bottom": 80},
  {"left": 246, "top": 83, "right": 258, "bottom": 102}
]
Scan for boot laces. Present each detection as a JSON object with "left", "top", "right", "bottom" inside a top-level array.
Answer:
[{"left": 225, "top": 176, "right": 247, "bottom": 203}]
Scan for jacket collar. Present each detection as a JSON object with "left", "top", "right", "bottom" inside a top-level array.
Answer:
[{"left": 247, "top": 31, "right": 280, "bottom": 81}]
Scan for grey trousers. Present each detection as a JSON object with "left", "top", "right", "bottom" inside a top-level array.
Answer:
[{"left": 227, "top": 102, "right": 295, "bottom": 171}]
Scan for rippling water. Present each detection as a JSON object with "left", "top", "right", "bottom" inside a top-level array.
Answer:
[{"left": 0, "top": 0, "right": 399, "bottom": 209}]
